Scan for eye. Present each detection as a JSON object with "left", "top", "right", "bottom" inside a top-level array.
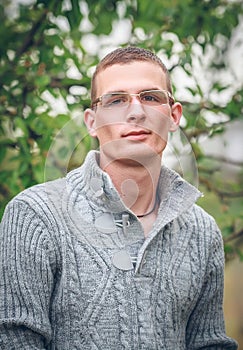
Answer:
[
  {"left": 142, "top": 94, "right": 159, "bottom": 102},
  {"left": 141, "top": 91, "right": 168, "bottom": 105},
  {"left": 103, "top": 94, "right": 128, "bottom": 108}
]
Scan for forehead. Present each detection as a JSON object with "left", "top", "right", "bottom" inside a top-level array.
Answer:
[{"left": 95, "top": 61, "right": 167, "bottom": 96}]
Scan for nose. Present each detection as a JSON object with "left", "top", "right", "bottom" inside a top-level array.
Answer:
[
  {"left": 125, "top": 93, "right": 146, "bottom": 123},
  {"left": 129, "top": 94, "right": 141, "bottom": 105},
  {"left": 126, "top": 99, "right": 146, "bottom": 123}
]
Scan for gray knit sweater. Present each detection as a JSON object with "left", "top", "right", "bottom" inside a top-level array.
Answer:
[{"left": 0, "top": 151, "right": 238, "bottom": 350}]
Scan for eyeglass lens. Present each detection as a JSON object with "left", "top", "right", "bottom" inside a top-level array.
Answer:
[{"left": 101, "top": 90, "right": 169, "bottom": 109}]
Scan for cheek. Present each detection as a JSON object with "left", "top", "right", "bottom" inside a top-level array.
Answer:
[
  {"left": 151, "top": 133, "right": 167, "bottom": 156},
  {"left": 153, "top": 133, "right": 167, "bottom": 150},
  {"left": 148, "top": 104, "right": 172, "bottom": 124},
  {"left": 149, "top": 114, "right": 171, "bottom": 152},
  {"left": 150, "top": 112, "right": 172, "bottom": 139},
  {"left": 95, "top": 124, "right": 120, "bottom": 144},
  {"left": 94, "top": 111, "right": 121, "bottom": 130},
  {"left": 94, "top": 114, "right": 111, "bottom": 138}
]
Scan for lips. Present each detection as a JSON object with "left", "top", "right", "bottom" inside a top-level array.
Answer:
[
  {"left": 122, "top": 129, "right": 150, "bottom": 137},
  {"left": 122, "top": 129, "right": 151, "bottom": 141}
]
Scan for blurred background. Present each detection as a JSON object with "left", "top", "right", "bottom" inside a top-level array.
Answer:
[{"left": 0, "top": 0, "right": 243, "bottom": 346}]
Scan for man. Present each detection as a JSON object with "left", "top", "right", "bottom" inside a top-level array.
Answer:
[{"left": 0, "top": 46, "right": 238, "bottom": 349}]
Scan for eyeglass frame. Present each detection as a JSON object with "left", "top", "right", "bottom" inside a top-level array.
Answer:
[{"left": 91, "top": 89, "right": 175, "bottom": 109}]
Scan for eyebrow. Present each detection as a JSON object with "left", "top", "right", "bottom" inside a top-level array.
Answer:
[
  {"left": 105, "top": 90, "right": 127, "bottom": 94},
  {"left": 104, "top": 88, "right": 162, "bottom": 94}
]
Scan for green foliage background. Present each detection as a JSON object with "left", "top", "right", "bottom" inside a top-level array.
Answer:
[{"left": 1, "top": 0, "right": 243, "bottom": 259}]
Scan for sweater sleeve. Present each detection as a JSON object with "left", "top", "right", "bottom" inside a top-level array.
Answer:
[
  {"left": 186, "top": 220, "right": 238, "bottom": 350},
  {"left": 0, "top": 199, "right": 57, "bottom": 349}
]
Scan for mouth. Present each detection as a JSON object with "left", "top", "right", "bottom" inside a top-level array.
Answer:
[{"left": 122, "top": 129, "right": 151, "bottom": 141}]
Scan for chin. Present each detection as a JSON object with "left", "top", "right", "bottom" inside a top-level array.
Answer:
[
  {"left": 117, "top": 149, "right": 162, "bottom": 167},
  {"left": 100, "top": 139, "right": 165, "bottom": 165}
]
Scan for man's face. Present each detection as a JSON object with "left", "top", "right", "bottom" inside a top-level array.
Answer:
[{"left": 84, "top": 61, "right": 182, "bottom": 168}]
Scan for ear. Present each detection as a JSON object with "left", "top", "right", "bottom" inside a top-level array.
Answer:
[
  {"left": 84, "top": 108, "right": 97, "bottom": 137},
  {"left": 169, "top": 102, "right": 182, "bottom": 132}
]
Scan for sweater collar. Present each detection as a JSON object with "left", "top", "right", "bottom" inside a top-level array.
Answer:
[{"left": 66, "top": 150, "right": 202, "bottom": 222}]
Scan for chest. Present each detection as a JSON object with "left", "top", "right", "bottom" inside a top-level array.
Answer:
[
  {"left": 62, "top": 223, "right": 205, "bottom": 317},
  {"left": 51, "top": 222, "right": 207, "bottom": 349}
]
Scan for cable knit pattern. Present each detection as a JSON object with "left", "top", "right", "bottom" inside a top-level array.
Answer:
[{"left": 0, "top": 150, "right": 238, "bottom": 350}]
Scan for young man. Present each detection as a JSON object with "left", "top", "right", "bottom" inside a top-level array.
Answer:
[{"left": 0, "top": 47, "right": 238, "bottom": 349}]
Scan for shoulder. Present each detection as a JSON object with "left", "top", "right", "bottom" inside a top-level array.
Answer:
[
  {"left": 9, "top": 177, "right": 66, "bottom": 210},
  {"left": 0, "top": 178, "right": 70, "bottom": 258},
  {"left": 190, "top": 204, "right": 219, "bottom": 230},
  {"left": 1, "top": 177, "right": 68, "bottom": 230},
  {"left": 183, "top": 204, "right": 223, "bottom": 248}
]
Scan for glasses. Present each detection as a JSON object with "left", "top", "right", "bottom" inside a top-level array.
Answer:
[{"left": 92, "top": 90, "right": 174, "bottom": 109}]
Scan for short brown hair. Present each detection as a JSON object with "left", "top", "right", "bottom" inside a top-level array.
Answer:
[{"left": 91, "top": 46, "right": 173, "bottom": 106}]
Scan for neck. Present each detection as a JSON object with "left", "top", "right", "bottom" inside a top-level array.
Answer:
[{"left": 100, "top": 154, "right": 161, "bottom": 217}]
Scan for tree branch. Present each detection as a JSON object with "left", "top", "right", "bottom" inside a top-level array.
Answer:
[
  {"left": 182, "top": 120, "right": 232, "bottom": 140},
  {"left": 16, "top": 8, "right": 48, "bottom": 59},
  {"left": 199, "top": 176, "right": 243, "bottom": 198},
  {"left": 224, "top": 228, "right": 243, "bottom": 244},
  {"left": 204, "top": 155, "right": 243, "bottom": 167}
]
